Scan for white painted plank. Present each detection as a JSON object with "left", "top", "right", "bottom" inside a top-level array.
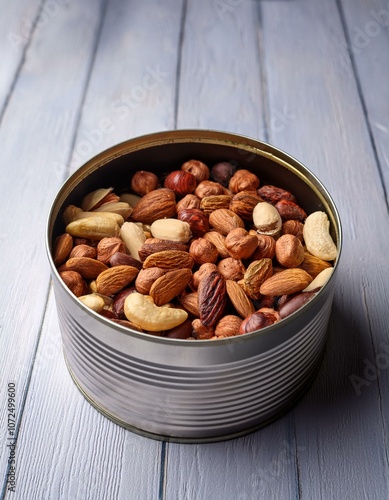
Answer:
[
  {"left": 8, "top": 0, "right": 184, "bottom": 498},
  {"left": 260, "top": 0, "right": 389, "bottom": 498},
  {"left": 339, "top": 0, "right": 389, "bottom": 202},
  {"left": 68, "top": 0, "right": 184, "bottom": 175},
  {"left": 166, "top": 2, "right": 300, "bottom": 499},
  {"left": 0, "top": 0, "right": 105, "bottom": 487},
  {"left": 0, "top": 0, "right": 41, "bottom": 114}
]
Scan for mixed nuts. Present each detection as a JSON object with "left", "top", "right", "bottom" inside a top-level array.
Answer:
[{"left": 53, "top": 159, "right": 338, "bottom": 340}]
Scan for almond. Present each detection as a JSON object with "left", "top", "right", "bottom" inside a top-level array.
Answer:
[
  {"left": 142, "top": 250, "right": 194, "bottom": 270},
  {"left": 299, "top": 251, "right": 332, "bottom": 278},
  {"left": 96, "top": 265, "right": 139, "bottom": 296},
  {"left": 62, "top": 257, "right": 108, "bottom": 279},
  {"left": 226, "top": 280, "right": 255, "bottom": 318},
  {"left": 131, "top": 188, "right": 176, "bottom": 224},
  {"left": 200, "top": 195, "right": 232, "bottom": 215},
  {"left": 53, "top": 233, "right": 73, "bottom": 266},
  {"left": 259, "top": 268, "right": 312, "bottom": 296},
  {"left": 209, "top": 208, "right": 244, "bottom": 236},
  {"left": 240, "top": 258, "right": 273, "bottom": 300},
  {"left": 150, "top": 268, "right": 193, "bottom": 306}
]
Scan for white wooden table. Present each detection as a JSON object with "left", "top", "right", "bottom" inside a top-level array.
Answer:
[{"left": 1, "top": 1, "right": 389, "bottom": 498}]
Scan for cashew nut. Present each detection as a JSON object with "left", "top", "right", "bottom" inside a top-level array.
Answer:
[
  {"left": 150, "top": 218, "right": 192, "bottom": 243},
  {"left": 303, "top": 267, "right": 334, "bottom": 292},
  {"left": 124, "top": 293, "right": 188, "bottom": 331},
  {"left": 303, "top": 211, "right": 338, "bottom": 261},
  {"left": 79, "top": 293, "right": 105, "bottom": 313},
  {"left": 120, "top": 221, "right": 147, "bottom": 260}
]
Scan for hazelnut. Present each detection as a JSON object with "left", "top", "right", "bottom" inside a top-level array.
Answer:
[
  {"left": 190, "top": 263, "right": 218, "bottom": 290},
  {"left": 164, "top": 170, "right": 197, "bottom": 197},
  {"left": 59, "top": 270, "right": 87, "bottom": 297},
  {"left": 130, "top": 171, "right": 159, "bottom": 196},
  {"left": 176, "top": 194, "right": 201, "bottom": 212},
  {"left": 282, "top": 219, "right": 304, "bottom": 241},
  {"left": 189, "top": 238, "right": 218, "bottom": 265},
  {"left": 217, "top": 257, "right": 245, "bottom": 281},
  {"left": 181, "top": 159, "right": 210, "bottom": 183},
  {"left": 192, "top": 318, "right": 214, "bottom": 340},
  {"left": 229, "top": 169, "right": 260, "bottom": 193},
  {"left": 210, "top": 161, "right": 236, "bottom": 186},
  {"left": 215, "top": 315, "right": 242, "bottom": 337},
  {"left": 195, "top": 180, "right": 225, "bottom": 199},
  {"left": 229, "top": 190, "right": 263, "bottom": 221},
  {"left": 250, "top": 233, "right": 276, "bottom": 260},
  {"left": 225, "top": 228, "right": 258, "bottom": 260},
  {"left": 178, "top": 291, "right": 199, "bottom": 316},
  {"left": 275, "top": 234, "right": 304, "bottom": 268},
  {"left": 177, "top": 208, "right": 210, "bottom": 237}
]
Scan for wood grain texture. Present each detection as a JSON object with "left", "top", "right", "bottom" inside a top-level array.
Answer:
[
  {"left": 0, "top": 0, "right": 105, "bottom": 486},
  {"left": 261, "top": 0, "right": 389, "bottom": 498}
]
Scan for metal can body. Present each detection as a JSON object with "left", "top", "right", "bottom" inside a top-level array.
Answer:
[{"left": 47, "top": 130, "right": 342, "bottom": 442}]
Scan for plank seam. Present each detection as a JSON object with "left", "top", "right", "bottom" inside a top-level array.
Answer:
[
  {"left": 0, "top": 281, "right": 52, "bottom": 500},
  {"left": 0, "top": 0, "right": 46, "bottom": 127},
  {"left": 63, "top": 0, "right": 110, "bottom": 180},
  {"left": 256, "top": 1, "right": 270, "bottom": 143},
  {"left": 335, "top": 0, "right": 389, "bottom": 216},
  {"left": 173, "top": 0, "right": 188, "bottom": 129},
  {"left": 158, "top": 441, "right": 168, "bottom": 500}
]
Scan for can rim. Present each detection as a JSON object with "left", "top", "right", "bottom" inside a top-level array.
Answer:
[{"left": 46, "top": 128, "right": 342, "bottom": 346}]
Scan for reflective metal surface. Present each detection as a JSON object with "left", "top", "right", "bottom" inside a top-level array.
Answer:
[{"left": 46, "top": 130, "right": 342, "bottom": 442}]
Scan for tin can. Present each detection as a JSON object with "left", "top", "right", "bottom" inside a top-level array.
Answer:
[{"left": 46, "top": 130, "right": 342, "bottom": 442}]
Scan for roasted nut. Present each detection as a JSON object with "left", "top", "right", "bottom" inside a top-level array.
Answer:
[
  {"left": 229, "top": 169, "right": 260, "bottom": 193},
  {"left": 96, "top": 265, "right": 139, "bottom": 296},
  {"left": 278, "top": 292, "right": 316, "bottom": 319},
  {"left": 97, "top": 237, "right": 126, "bottom": 264},
  {"left": 112, "top": 287, "right": 137, "bottom": 319},
  {"left": 164, "top": 319, "right": 194, "bottom": 339},
  {"left": 131, "top": 188, "right": 176, "bottom": 224},
  {"left": 210, "top": 161, "right": 237, "bottom": 187},
  {"left": 203, "top": 231, "right": 229, "bottom": 258},
  {"left": 303, "top": 267, "right": 333, "bottom": 292},
  {"left": 250, "top": 233, "right": 276, "bottom": 260},
  {"left": 259, "top": 268, "right": 313, "bottom": 296},
  {"left": 131, "top": 170, "right": 159, "bottom": 196},
  {"left": 81, "top": 187, "right": 115, "bottom": 211},
  {"left": 225, "top": 280, "right": 255, "bottom": 318},
  {"left": 190, "top": 263, "right": 218, "bottom": 290},
  {"left": 69, "top": 244, "right": 97, "bottom": 260},
  {"left": 164, "top": 170, "right": 197, "bottom": 197},
  {"left": 240, "top": 259, "right": 273, "bottom": 300},
  {"left": 191, "top": 318, "right": 214, "bottom": 340},
  {"left": 299, "top": 251, "right": 332, "bottom": 278},
  {"left": 150, "top": 218, "right": 192, "bottom": 243},
  {"left": 257, "top": 185, "right": 296, "bottom": 204},
  {"left": 200, "top": 195, "right": 232, "bottom": 215},
  {"left": 181, "top": 159, "right": 210, "bottom": 183},
  {"left": 225, "top": 228, "right": 258, "bottom": 260},
  {"left": 62, "top": 257, "right": 108, "bottom": 279},
  {"left": 189, "top": 238, "right": 218, "bottom": 265},
  {"left": 59, "top": 270, "right": 87, "bottom": 297},
  {"left": 303, "top": 211, "right": 337, "bottom": 261},
  {"left": 195, "top": 180, "right": 225, "bottom": 199},
  {"left": 66, "top": 216, "right": 120, "bottom": 240},
  {"left": 229, "top": 191, "right": 263, "bottom": 221},
  {"left": 120, "top": 221, "right": 146, "bottom": 261},
  {"left": 275, "top": 199, "right": 307, "bottom": 222},
  {"left": 239, "top": 310, "right": 279, "bottom": 334},
  {"left": 135, "top": 267, "right": 166, "bottom": 294},
  {"left": 253, "top": 202, "right": 282, "bottom": 237},
  {"left": 176, "top": 194, "right": 201, "bottom": 212},
  {"left": 138, "top": 240, "right": 189, "bottom": 261},
  {"left": 198, "top": 270, "right": 226, "bottom": 326},
  {"left": 124, "top": 293, "right": 188, "bottom": 331},
  {"left": 209, "top": 209, "right": 245, "bottom": 235},
  {"left": 282, "top": 220, "right": 304, "bottom": 241},
  {"left": 217, "top": 257, "right": 245, "bottom": 281},
  {"left": 177, "top": 208, "right": 209, "bottom": 237},
  {"left": 178, "top": 291, "right": 200, "bottom": 316},
  {"left": 109, "top": 252, "right": 143, "bottom": 270},
  {"left": 142, "top": 250, "right": 194, "bottom": 270},
  {"left": 215, "top": 315, "right": 242, "bottom": 337},
  {"left": 53, "top": 233, "right": 73, "bottom": 266},
  {"left": 275, "top": 234, "right": 305, "bottom": 268},
  {"left": 149, "top": 268, "right": 192, "bottom": 306}
]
